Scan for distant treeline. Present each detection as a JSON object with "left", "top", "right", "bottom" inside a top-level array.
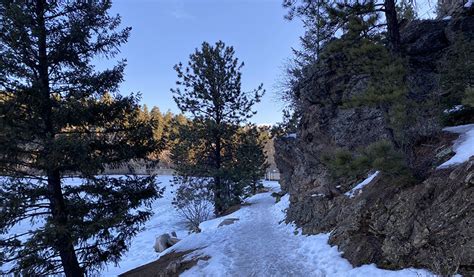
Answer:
[{"left": 131, "top": 105, "right": 277, "bottom": 173}]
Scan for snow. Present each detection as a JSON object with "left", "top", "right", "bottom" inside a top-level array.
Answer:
[
  {"left": 438, "top": 123, "right": 474, "bottom": 168},
  {"left": 345, "top": 171, "right": 380, "bottom": 198},
  {"left": 169, "top": 182, "right": 431, "bottom": 277},
  {"left": 101, "top": 176, "right": 189, "bottom": 275},
  {"left": 443, "top": 105, "right": 464, "bottom": 114},
  {"left": 1, "top": 176, "right": 190, "bottom": 276},
  {"left": 465, "top": 0, "right": 473, "bottom": 8},
  {"left": 285, "top": 133, "right": 297, "bottom": 138},
  {"left": 443, "top": 16, "right": 452, "bottom": 20},
  {"left": 2, "top": 176, "right": 434, "bottom": 276}
]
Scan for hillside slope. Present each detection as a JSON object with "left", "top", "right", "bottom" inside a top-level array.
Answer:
[{"left": 274, "top": 16, "right": 474, "bottom": 276}]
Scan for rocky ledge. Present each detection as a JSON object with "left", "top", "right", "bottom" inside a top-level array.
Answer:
[{"left": 274, "top": 16, "right": 474, "bottom": 276}]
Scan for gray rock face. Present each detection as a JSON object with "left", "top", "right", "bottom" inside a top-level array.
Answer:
[
  {"left": 329, "top": 159, "right": 474, "bottom": 275},
  {"left": 274, "top": 17, "right": 474, "bottom": 275}
]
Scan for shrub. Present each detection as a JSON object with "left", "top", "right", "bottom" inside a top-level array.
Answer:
[
  {"left": 172, "top": 176, "right": 214, "bottom": 233},
  {"left": 323, "top": 140, "right": 413, "bottom": 186},
  {"left": 363, "top": 140, "right": 410, "bottom": 178},
  {"left": 322, "top": 148, "right": 370, "bottom": 182}
]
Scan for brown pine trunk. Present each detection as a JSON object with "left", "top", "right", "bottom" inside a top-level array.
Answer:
[
  {"left": 384, "top": 0, "right": 401, "bottom": 53},
  {"left": 36, "top": 0, "right": 83, "bottom": 275},
  {"left": 47, "top": 170, "right": 84, "bottom": 277}
]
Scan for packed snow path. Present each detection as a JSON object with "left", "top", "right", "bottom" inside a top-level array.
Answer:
[
  {"left": 176, "top": 183, "right": 431, "bottom": 277},
  {"left": 219, "top": 192, "right": 317, "bottom": 276}
]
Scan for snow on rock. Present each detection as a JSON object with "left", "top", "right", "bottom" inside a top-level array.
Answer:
[
  {"left": 443, "top": 105, "right": 464, "bottom": 114},
  {"left": 438, "top": 123, "right": 474, "bottom": 169},
  {"left": 168, "top": 181, "right": 432, "bottom": 277},
  {"left": 285, "top": 133, "right": 297, "bottom": 138},
  {"left": 465, "top": 0, "right": 473, "bottom": 8},
  {"left": 345, "top": 171, "right": 380, "bottom": 198}
]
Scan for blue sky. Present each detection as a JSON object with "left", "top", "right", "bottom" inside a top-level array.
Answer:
[{"left": 106, "top": 0, "right": 304, "bottom": 124}]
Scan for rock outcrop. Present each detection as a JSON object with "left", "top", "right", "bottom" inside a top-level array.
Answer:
[
  {"left": 329, "top": 159, "right": 473, "bottom": 275},
  {"left": 274, "top": 16, "right": 474, "bottom": 275},
  {"left": 154, "top": 233, "right": 180, "bottom": 253}
]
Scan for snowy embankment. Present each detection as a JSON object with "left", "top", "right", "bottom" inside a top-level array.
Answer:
[
  {"left": 438, "top": 123, "right": 474, "bottom": 168},
  {"left": 0, "top": 176, "right": 190, "bottom": 276},
  {"left": 2, "top": 177, "right": 434, "bottom": 276},
  {"left": 102, "top": 176, "right": 189, "bottom": 275},
  {"left": 158, "top": 182, "right": 432, "bottom": 277}
]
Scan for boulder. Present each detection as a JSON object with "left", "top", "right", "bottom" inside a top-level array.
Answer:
[
  {"left": 154, "top": 233, "right": 181, "bottom": 253},
  {"left": 218, "top": 218, "right": 239, "bottom": 227}
]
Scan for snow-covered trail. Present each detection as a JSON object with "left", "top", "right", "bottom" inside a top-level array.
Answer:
[
  {"left": 176, "top": 183, "right": 432, "bottom": 277},
  {"left": 220, "top": 191, "right": 318, "bottom": 276}
]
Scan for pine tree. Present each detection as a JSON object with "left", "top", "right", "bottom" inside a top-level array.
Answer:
[
  {"left": 0, "top": 1, "right": 162, "bottom": 275},
  {"left": 441, "top": 34, "right": 474, "bottom": 108},
  {"left": 233, "top": 126, "right": 269, "bottom": 195},
  {"left": 283, "top": 0, "right": 415, "bottom": 55},
  {"left": 281, "top": 0, "right": 407, "bottom": 118},
  {"left": 150, "top": 106, "right": 164, "bottom": 141},
  {"left": 171, "top": 41, "right": 265, "bottom": 215},
  {"left": 439, "top": 33, "right": 474, "bottom": 124}
]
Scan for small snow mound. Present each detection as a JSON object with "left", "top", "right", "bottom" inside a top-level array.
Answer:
[
  {"left": 345, "top": 171, "right": 380, "bottom": 198},
  {"left": 465, "top": 0, "right": 473, "bottom": 8},
  {"left": 272, "top": 194, "right": 290, "bottom": 222},
  {"left": 438, "top": 124, "right": 474, "bottom": 168}
]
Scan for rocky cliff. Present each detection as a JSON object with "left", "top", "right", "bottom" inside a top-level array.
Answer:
[{"left": 274, "top": 16, "right": 474, "bottom": 275}]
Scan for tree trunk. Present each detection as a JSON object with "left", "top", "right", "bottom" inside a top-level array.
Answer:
[
  {"left": 213, "top": 131, "right": 224, "bottom": 215},
  {"left": 47, "top": 170, "right": 84, "bottom": 277},
  {"left": 36, "top": 1, "right": 83, "bottom": 275},
  {"left": 384, "top": 0, "right": 401, "bottom": 53},
  {"left": 381, "top": 106, "right": 401, "bottom": 150}
]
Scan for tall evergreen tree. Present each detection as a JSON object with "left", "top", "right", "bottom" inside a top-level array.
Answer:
[
  {"left": 0, "top": 1, "right": 162, "bottom": 275},
  {"left": 280, "top": 0, "right": 421, "bottom": 145},
  {"left": 280, "top": 0, "right": 447, "bottom": 181},
  {"left": 171, "top": 41, "right": 265, "bottom": 215},
  {"left": 280, "top": 0, "right": 417, "bottom": 107},
  {"left": 283, "top": 0, "right": 415, "bottom": 55}
]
